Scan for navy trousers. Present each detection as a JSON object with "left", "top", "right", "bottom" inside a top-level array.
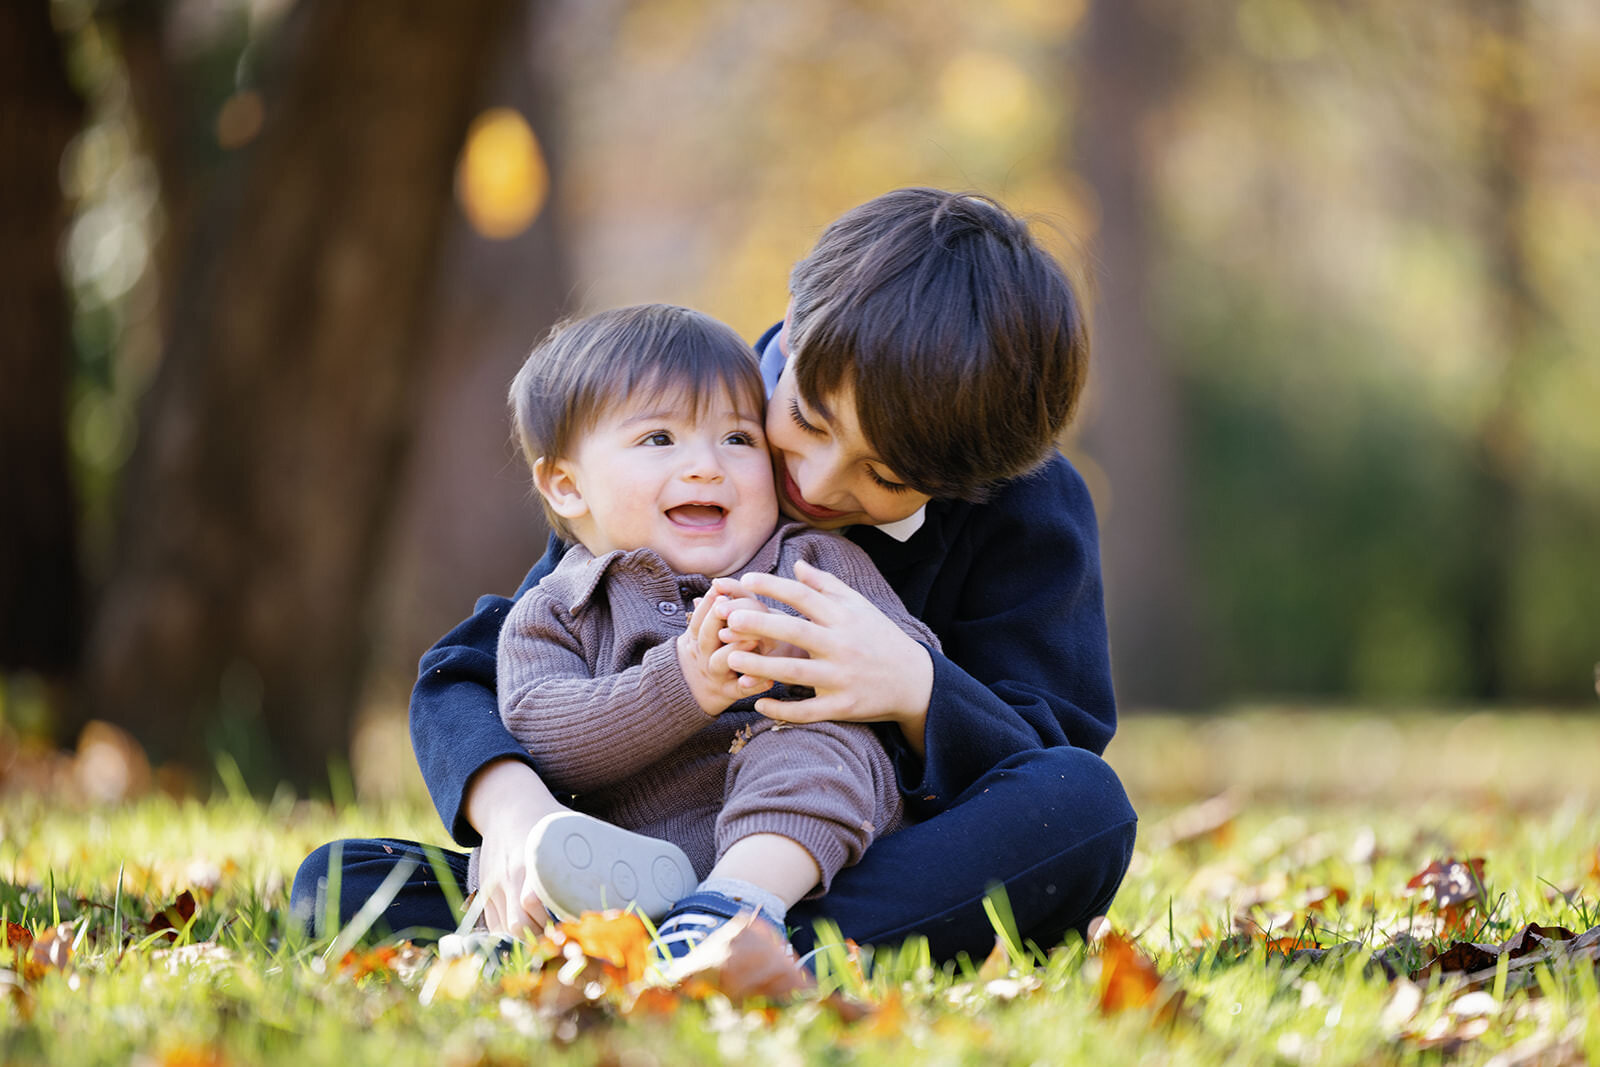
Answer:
[{"left": 290, "top": 746, "right": 1136, "bottom": 962}]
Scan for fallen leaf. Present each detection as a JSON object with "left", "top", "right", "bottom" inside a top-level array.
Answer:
[
  {"left": 1151, "top": 794, "right": 1238, "bottom": 851},
  {"left": 418, "top": 953, "right": 486, "bottom": 1005},
  {"left": 147, "top": 891, "right": 198, "bottom": 941},
  {"left": 27, "top": 924, "right": 75, "bottom": 978},
  {"left": 1094, "top": 931, "right": 1179, "bottom": 1020},
  {"left": 976, "top": 937, "right": 1011, "bottom": 982},
  {"left": 549, "top": 911, "right": 650, "bottom": 986},
  {"left": 5, "top": 922, "right": 32, "bottom": 951},
  {"left": 1299, "top": 886, "right": 1350, "bottom": 912},
  {"left": 659, "top": 911, "right": 815, "bottom": 1004},
  {"left": 1405, "top": 857, "right": 1486, "bottom": 910},
  {"left": 339, "top": 945, "right": 400, "bottom": 981}
]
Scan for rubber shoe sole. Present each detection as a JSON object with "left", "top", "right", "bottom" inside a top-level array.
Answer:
[{"left": 526, "top": 811, "right": 696, "bottom": 922}]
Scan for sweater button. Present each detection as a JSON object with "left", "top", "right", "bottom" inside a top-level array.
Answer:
[{"left": 657, "top": 601, "right": 678, "bottom": 616}]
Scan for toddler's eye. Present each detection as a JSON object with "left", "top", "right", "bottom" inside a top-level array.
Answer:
[
  {"left": 642, "top": 431, "right": 673, "bottom": 446},
  {"left": 724, "top": 431, "right": 759, "bottom": 446}
]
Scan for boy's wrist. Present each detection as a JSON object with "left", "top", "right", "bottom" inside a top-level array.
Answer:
[{"left": 888, "top": 645, "right": 934, "bottom": 758}]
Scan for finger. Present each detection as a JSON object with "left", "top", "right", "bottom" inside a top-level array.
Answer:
[
  {"left": 692, "top": 590, "right": 724, "bottom": 659},
  {"left": 483, "top": 886, "right": 507, "bottom": 935},
  {"left": 711, "top": 576, "right": 754, "bottom": 600},
  {"left": 726, "top": 648, "right": 827, "bottom": 688},
  {"left": 792, "top": 557, "right": 858, "bottom": 597},
  {"left": 753, "top": 692, "right": 849, "bottom": 723},
  {"left": 723, "top": 609, "right": 823, "bottom": 653},
  {"left": 737, "top": 672, "right": 774, "bottom": 693},
  {"left": 735, "top": 571, "right": 837, "bottom": 620}
]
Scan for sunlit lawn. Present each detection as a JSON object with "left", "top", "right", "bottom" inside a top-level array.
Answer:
[{"left": 3, "top": 709, "right": 1598, "bottom": 1065}]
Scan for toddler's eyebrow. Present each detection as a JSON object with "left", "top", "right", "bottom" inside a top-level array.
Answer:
[{"left": 618, "top": 409, "right": 760, "bottom": 427}]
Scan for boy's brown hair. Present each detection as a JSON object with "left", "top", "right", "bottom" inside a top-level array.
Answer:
[
  {"left": 509, "top": 303, "right": 766, "bottom": 538},
  {"left": 787, "top": 187, "right": 1089, "bottom": 501}
]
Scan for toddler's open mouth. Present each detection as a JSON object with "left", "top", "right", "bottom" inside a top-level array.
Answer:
[{"left": 666, "top": 504, "right": 727, "bottom": 527}]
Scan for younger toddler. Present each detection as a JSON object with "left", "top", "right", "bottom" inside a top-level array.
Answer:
[{"left": 491, "top": 303, "right": 938, "bottom": 956}]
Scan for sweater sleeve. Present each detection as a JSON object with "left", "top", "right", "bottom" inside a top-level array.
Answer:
[
  {"left": 888, "top": 457, "right": 1117, "bottom": 817},
  {"left": 409, "top": 534, "right": 566, "bottom": 847},
  {"left": 495, "top": 589, "right": 715, "bottom": 794}
]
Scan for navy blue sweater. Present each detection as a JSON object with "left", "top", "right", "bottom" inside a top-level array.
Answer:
[{"left": 411, "top": 354, "right": 1117, "bottom": 846}]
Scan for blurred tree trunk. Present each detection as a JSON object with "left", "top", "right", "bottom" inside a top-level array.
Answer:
[
  {"left": 0, "top": 3, "right": 84, "bottom": 681},
  {"left": 82, "top": 0, "right": 517, "bottom": 786},
  {"left": 1076, "top": 0, "right": 1202, "bottom": 707},
  {"left": 363, "top": 6, "right": 571, "bottom": 726},
  {"left": 1465, "top": 0, "right": 1533, "bottom": 700}
]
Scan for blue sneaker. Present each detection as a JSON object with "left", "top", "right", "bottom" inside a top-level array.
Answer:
[
  {"left": 652, "top": 890, "right": 789, "bottom": 961},
  {"left": 527, "top": 812, "right": 697, "bottom": 922}
]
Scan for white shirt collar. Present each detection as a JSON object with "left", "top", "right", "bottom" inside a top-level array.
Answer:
[{"left": 870, "top": 507, "right": 926, "bottom": 542}]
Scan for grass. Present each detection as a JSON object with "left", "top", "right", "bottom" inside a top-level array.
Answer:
[{"left": 3, "top": 708, "right": 1599, "bottom": 1065}]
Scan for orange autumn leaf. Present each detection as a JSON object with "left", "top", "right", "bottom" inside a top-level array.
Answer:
[
  {"left": 1300, "top": 886, "right": 1350, "bottom": 912},
  {"left": 1095, "top": 932, "right": 1165, "bottom": 1015},
  {"left": 339, "top": 945, "right": 399, "bottom": 980},
  {"left": 5, "top": 921, "right": 32, "bottom": 951},
  {"left": 549, "top": 911, "right": 651, "bottom": 985},
  {"left": 157, "top": 1044, "right": 229, "bottom": 1067}
]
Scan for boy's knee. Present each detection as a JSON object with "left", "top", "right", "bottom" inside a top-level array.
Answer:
[{"left": 288, "top": 841, "right": 337, "bottom": 933}]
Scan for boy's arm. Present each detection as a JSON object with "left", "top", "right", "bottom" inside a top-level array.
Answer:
[
  {"left": 410, "top": 533, "right": 565, "bottom": 846},
  {"left": 496, "top": 591, "right": 717, "bottom": 793},
  {"left": 897, "top": 455, "right": 1116, "bottom": 815}
]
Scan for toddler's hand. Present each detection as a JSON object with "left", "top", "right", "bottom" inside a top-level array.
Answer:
[
  {"left": 677, "top": 589, "right": 771, "bottom": 714},
  {"left": 710, "top": 577, "right": 808, "bottom": 694}
]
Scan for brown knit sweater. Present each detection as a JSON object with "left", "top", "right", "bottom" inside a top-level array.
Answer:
[{"left": 489, "top": 521, "right": 939, "bottom": 894}]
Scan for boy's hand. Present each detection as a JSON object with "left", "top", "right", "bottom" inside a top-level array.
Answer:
[
  {"left": 677, "top": 589, "right": 772, "bottom": 714},
  {"left": 708, "top": 577, "right": 806, "bottom": 694},
  {"left": 719, "top": 560, "right": 933, "bottom": 756}
]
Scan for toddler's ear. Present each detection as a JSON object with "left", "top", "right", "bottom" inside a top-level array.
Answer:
[{"left": 532, "top": 457, "right": 588, "bottom": 520}]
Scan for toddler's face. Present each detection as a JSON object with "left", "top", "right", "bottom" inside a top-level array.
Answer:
[{"left": 546, "top": 383, "right": 779, "bottom": 578}]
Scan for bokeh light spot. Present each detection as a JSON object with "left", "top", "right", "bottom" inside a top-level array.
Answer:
[
  {"left": 216, "top": 90, "right": 265, "bottom": 149},
  {"left": 455, "top": 107, "right": 548, "bottom": 240},
  {"left": 938, "top": 51, "right": 1036, "bottom": 138}
]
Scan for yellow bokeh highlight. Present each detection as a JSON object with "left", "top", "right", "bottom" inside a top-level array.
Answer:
[
  {"left": 938, "top": 50, "right": 1037, "bottom": 138},
  {"left": 455, "top": 108, "right": 548, "bottom": 240}
]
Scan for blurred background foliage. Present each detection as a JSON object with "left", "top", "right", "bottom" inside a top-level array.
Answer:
[{"left": 3, "top": 0, "right": 1596, "bottom": 792}]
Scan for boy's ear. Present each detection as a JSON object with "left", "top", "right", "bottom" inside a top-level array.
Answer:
[{"left": 532, "top": 457, "right": 589, "bottom": 521}]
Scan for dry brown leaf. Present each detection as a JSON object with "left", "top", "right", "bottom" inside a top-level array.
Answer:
[
  {"left": 5, "top": 921, "right": 32, "bottom": 952},
  {"left": 146, "top": 890, "right": 198, "bottom": 941},
  {"left": 1405, "top": 857, "right": 1486, "bottom": 910}
]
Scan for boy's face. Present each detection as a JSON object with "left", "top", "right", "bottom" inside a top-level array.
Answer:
[
  {"left": 537, "top": 383, "right": 779, "bottom": 578},
  {"left": 765, "top": 326, "right": 932, "bottom": 531}
]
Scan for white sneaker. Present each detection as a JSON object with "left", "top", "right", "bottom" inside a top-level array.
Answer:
[{"left": 526, "top": 812, "right": 696, "bottom": 922}]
